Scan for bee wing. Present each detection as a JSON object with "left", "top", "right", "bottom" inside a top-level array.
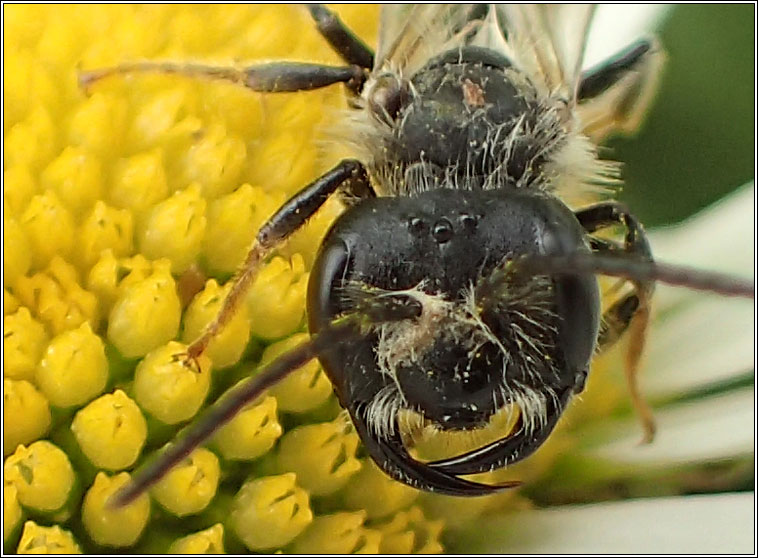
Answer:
[
  {"left": 494, "top": 4, "right": 595, "bottom": 100},
  {"left": 375, "top": 5, "right": 479, "bottom": 73},
  {"left": 375, "top": 4, "right": 595, "bottom": 102}
]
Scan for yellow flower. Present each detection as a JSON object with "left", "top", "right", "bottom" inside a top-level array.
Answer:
[
  {"left": 3, "top": 4, "right": 752, "bottom": 555},
  {"left": 3, "top": 5, "right": 447, "bottom": 553},
  {"left": 4, "top": 441, "right": 76, "bottom": 514}
]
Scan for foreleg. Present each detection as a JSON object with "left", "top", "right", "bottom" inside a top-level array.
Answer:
[
  {"left": 575, "top": 201, "right": 656, "bottom": 442},
  {"left": 187, "top": 159, "right": 372, "bottom": 362}
]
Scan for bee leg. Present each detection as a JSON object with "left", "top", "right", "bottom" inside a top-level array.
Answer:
[
  {"left": 576, "top": 38, "right": 665, "bottom": 142},
  {"left": 186, "top": 159, "right": 372, "bottom": 362},
  {"left": 79, "top": 60, "right": 367, "bottom": 96},
  {"left": 579, "top": 39, "right": 653, "bottom": 101},
  {"left": 308, "top": 5, "right": 374, "bottom": 71},
  {"left": 575, "top": 202, "right": 657, "bottom": 442},
  {"left": 427, "top": 386, "right": 573, "bottom": 476},
  {"left": 575, "top": 201, "right": 654, "bottom": 332},
  {"left": 349, "top": 405, "right": 521, "bottom": 496}
]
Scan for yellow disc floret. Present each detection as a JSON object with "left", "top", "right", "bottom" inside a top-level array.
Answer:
[
  {"left": 229, "top": 473, "right": 313, "bottom": 551},
  {"left": 14, "top": 256, "right": 99, "bottom": 335},
  {"left": 182, "top": 279, "right": 251, "bottom": 369},
  {"left": 71, "top": 389, "right": 147, "bottom": 470},
  {"left": 107, "top": 262, "right": 181, "bottom": 358},
  {"left": 109, "top": 148, "right": 169, "bottom": 216},
  {"left": 35, "top": 322, "right": 108, "bottom": 408},
  {"left": 247, "top": 255, "right": 308, "bottom": 340},
  {"left": 81, "top": 472, "right": 150, "bottom": 547},
  {"left": 375, "top": 506, "right": 445, "bottom": 554},
  {"left": 3, "top": 217, "right": 32, "bottom": 285},
  {"left": 343, "top": 460, "right": 419, "bottom": 520},
  {"left": 19, "top": 191, "right": 75, "bottom": 270},
  {"left": 76, "top": 200, "right": 134, "bottom": 270},
  {"left": 179, "top": 123, "right": 247, "bottom": 200},
  {"left": 150, "top": 447, "right": 220, "bottom": 516},
  {"left": 167, "top": 523, "right": 225, "bottom": 554},
  {"left": 16, "top": 521, "right": 82, "bottom": 554},
  {"left": 3, "top": 166, "right": 38, "bottom": 219},
  {"left": 138, "top": 183, "right": 207, "bottom": 274},
  {"left": 5, "top": 106, "right": 58, "bottom": 172},
  {"left": 3, "top": 307, "right": 48, "bottom": 383},
  {"left": 133, "top": 341, "right": 211, "bottom": 424},
  {"left": 3, "top": 484, "right": 23, "bottom": 544},
  {"left": 211, "top": 395, "right": 282, "bottom": 460},
  {"left": 40, "top": 145, "right": 104, "bottom": 218},
  {"left": 276, "top": 415, "right": 362, "bottom": 497},
  {"left": 68, "top": 92, "right": 128, "bottom": 157},
  {"left": 263, "top": 333, "right": 333, "bottom": 413},
  {"left": 3, "top": 379, "right": 51, "bottom": 456},
  {"left": 202, "top": 183, "right": 283, "bottom": 274},
  {"left": 290, "top": 511, "right": 381, "bottom": 554},
  {"left": 4, "top": 440, "right": 76, "bottom": 512}
]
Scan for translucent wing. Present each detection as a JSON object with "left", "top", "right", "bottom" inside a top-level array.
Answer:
[
  {"left": 375, "top": 4, "right": 596, "bottom": 102},
  {"left": 375, "top": 5, "right": 481, "bottom": 74},
  {"left": 495, "top": 5, "right": 595, "bottom": 100}
]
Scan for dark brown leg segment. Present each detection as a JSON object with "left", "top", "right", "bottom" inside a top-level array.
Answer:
[
  {"left": 575, "top": 201, "right": 656, "bottom": 442},
  {"left": 307, "top": 4, "right": 375, "bottom": 70},
  {"left": 79, "top": 60, "right": 366, "bottom": 95},
  {"left": 186, "top": 159, "right": 371, "bottom": 362}
]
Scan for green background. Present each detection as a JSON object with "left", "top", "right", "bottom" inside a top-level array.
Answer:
[{"left": 612, "top": 4, "right": 755, "bottom": 227}]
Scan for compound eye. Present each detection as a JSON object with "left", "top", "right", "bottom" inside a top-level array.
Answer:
[
  {"left": 368, "top": 73, "right": 410, "bottom": 123},
  {"left": 307, "top": 238, "right": 351, "bottom": 333}
]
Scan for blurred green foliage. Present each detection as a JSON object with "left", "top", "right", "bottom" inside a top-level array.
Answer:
[{"left": 612, "top": 4, "right": 755, "bottom": 226}]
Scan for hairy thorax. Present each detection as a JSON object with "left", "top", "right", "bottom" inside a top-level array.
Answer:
[
  {"left": 340, "top": 45, "right": 617, "bottom": 206},
  {"left": 364, "top": 47, "right": 569, "bottom": 195}
]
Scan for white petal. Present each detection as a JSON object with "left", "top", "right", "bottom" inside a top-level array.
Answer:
[
  {"left": 650, "top": 182, "right": 755, "bottom": 311},
  {"left": 452, "top": 492, "right": 754, "bottom": 554},
  {"left": 593, "top": 388, "right": 753, "bottom": 465},
  {"left": 641, "top": 182, "right": 755, "bottom": 397},
  {"left": 643, "top": 296, "right": 754, "bottom": 398}
]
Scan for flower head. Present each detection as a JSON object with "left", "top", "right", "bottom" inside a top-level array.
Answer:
[
  {"left": 4, "top": 6, "right": 447, "bottom": 553},
  {"left": 3, "top": 4, "right": 753, "bottom": 554}
]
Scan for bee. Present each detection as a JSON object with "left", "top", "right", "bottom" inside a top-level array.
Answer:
[{"left": 80, "top": 5, "right": 754, "bottom": 504}]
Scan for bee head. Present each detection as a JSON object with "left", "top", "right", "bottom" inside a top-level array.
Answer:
[{"left": 308, "top": 188, "right": 600, "bottom": 434}]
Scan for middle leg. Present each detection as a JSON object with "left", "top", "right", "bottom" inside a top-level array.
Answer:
[
  {"left": 576, "top": 38, "right": 665, "bottom": 142},
  {"left": 308, "top": 4, "right": 375, "bottom": 70},
  {"left": 80, "top": 60, "right": 368, "bottom": 96}
]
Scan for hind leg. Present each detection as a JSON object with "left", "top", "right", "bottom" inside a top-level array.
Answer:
[{"left": 577, "top": 39, "right": 665, "bottom": 142}]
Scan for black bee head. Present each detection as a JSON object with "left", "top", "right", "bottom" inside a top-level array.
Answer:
[{"left": 309, "top": 188, "right": 600, "bottom": 430}]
